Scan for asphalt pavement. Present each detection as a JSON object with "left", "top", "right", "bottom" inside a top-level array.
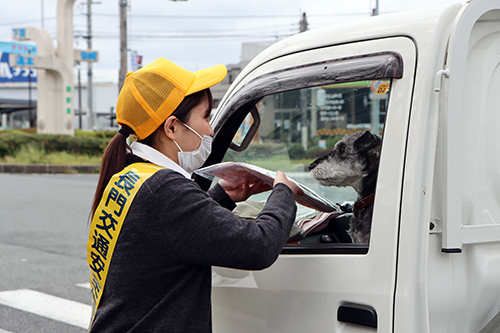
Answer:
[{"left": 0, "top": 172, "right": 99, "bottom": 332}]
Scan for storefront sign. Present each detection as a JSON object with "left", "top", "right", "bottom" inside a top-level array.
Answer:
[{"left": 0, "top": 41, "right": 37, "bottom": 83}]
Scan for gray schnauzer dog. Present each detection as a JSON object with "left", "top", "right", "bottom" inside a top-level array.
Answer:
[{"left": 308, "top": 131, "right": 382, "bottom": 244}]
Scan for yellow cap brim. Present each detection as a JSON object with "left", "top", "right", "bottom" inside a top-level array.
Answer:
[{"left": 186, "top": 64, "right": 227, "bottom": 96}]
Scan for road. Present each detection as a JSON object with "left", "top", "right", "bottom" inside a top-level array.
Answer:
[
  {"left": 0, "top": 173, "right": 99, "bottom": 333},
  {"left": 0, "top": 171, "right": 357, "bottom": 332}
]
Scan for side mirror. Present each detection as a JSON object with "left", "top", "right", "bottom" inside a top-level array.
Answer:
[{"left": 229, "top": 106, "right": 261, "bottom": 152}]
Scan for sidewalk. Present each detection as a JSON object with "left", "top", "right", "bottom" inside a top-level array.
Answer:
[{"left": 0, "top": 164, "right": 100, "bottom": 174}]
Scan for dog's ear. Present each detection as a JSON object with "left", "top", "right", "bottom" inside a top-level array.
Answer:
[{"left": 354, "top": 131, "right": 381, "bottom": 155}]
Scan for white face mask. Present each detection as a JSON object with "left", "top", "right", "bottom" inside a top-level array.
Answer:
[{"left": 173, "top": 122, "right": 212, "bottom": 173}]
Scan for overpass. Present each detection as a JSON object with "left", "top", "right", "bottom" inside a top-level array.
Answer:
[{"left": 0, "top": 98, "right": 36, "bottom": 128}]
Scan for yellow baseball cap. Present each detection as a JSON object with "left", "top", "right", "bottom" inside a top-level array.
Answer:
[{"left": 116, "top": 58, "right": 227, "bottom": 140}]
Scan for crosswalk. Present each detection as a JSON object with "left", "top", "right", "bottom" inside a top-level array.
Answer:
[{"left": 0, "top": 285, "right": 91, "bottom": 332}]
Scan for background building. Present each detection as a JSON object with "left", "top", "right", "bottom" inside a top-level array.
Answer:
[{"left": 0, "top": 41, "right": 273, "bottom": 131}]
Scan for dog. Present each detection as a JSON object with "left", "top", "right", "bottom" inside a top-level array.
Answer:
[{"left": 308, "top": 131, "right": 382, "bottom": 244}]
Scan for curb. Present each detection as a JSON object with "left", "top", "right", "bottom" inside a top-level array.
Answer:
[{"left": 0, "top": 164, "right": 100, "bottom": 174}]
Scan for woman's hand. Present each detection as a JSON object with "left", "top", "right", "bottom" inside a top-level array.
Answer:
[
  {"left": 274, "top": 170, "right": 304, "bottom": 196},
  {"left": 219, "top": 177, "right": 272, "bottom": 203}
]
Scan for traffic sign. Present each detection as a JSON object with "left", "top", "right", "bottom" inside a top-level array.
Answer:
[
  {"left": 12, "top": 28, "right": 28, "bottom": 40},
  {"left": 74, "top": 50, "right": 99, "bottom": 62},
  {"left": 8, "top": 53, "right": 38, "bottom": 67}
]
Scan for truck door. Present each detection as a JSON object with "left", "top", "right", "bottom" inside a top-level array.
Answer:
[
  {"left": 205, "top": 37, "right": 416, "bottom": 332},
  {"left": 411, "top": 1, "right": 500, "bottom": 332}
]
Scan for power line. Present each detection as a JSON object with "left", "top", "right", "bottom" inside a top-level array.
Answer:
[
  {"left": 74, "top": 27, "right": 298, "bottom": 37},
  {"left": 0, "top": 17, "right": 56, "bottom": 27},
  {"left": 85, "top": 13, "right": 367, "bottom": 19},
  {"left": 0, "top": 11, "right": 370, "bottom": 29},
  {"left": 87, "top": 33, "right": 295, "bottom": 40},
  {"left": 73, "top": 22, "right": 298, "bottom": 34},
  {"left": 114, "top": 25, "right": 298, "bottom": 34}
]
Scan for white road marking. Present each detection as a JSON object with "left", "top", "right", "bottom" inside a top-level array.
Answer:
[
  {"left": 0, "top": 289, "right": 91, "bottom": 329},
  {"left": 0, "top": 329, "right": 14, "bottom": 333},
  {"left": 76, "top": 283, "right": 90, "bottom": 290}
]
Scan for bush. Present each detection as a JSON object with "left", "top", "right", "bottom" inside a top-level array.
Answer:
[
  {"left": 0, "top": 140, "right": 9, "bottom": 158},
  {"left": 0, "top": 130, "right": 110, "bottom": 158},
  {"left": 0, "top": 131, "right": 34, "bottom": 156},
  {"left": 309, "top": 135, "right": 342, "bottom": 149},
  {"left": 326, "top": 135, "right": 342, "bottom": 148},
  {"left": 75, "top": 129, "right": 117, "bottom": 139},
  {"left": 302, "top": 135, "right": 342, "bottom": 159},
  {"left": 287, "top": 143, "right": 305, "bottom": 160}
]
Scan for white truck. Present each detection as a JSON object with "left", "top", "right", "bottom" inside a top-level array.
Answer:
[{"left": 197, "top": 0, "right": 500, "bottom": 331}]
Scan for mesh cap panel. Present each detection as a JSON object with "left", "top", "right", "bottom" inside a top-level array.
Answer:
[
  {"left": 117, "top": 72, "right": 185, "bottom": 140},
  {"left": 116, "top": 81, "right": 152, "bottom": 140},
  {"left": 133, "top": 72, "right": 177, "bottom": 112}
]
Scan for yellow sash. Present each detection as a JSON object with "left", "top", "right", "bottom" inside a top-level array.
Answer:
[{"left": 87, "top": 162, "right": 165, "bottom": 325}]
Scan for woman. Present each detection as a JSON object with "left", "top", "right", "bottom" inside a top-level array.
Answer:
[{"left": 87, "top": 58, "right": 300, "bottom": 332}]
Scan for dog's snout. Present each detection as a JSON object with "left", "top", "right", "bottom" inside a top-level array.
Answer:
[
  {"left": 309, "top": 152, "right": 332, "bottom": 170},
  {"left": 308, "top": 160, "right": 319, "bottom": 170},
  {"left": 309, "top": 155, "right": 326, "bottom": 170}
]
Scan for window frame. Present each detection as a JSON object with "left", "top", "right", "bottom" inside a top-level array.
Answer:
[
  {"left": 211, "top": 51, "right": 402, "bottom": 136},
  {"left": 195, "top": 52, "right": 403, "bottom": 254},
  {"left": 201, "top": 52, "right": 402, "bottom": 176}
]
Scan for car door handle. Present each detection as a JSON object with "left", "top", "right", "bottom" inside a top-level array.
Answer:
[{"left": 338, "top": 302, "right": 377, "bottom": 328}]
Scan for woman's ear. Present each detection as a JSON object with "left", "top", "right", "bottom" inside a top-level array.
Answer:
[{"left": 163, "top": 116, "right": 178, "bottom": 141}]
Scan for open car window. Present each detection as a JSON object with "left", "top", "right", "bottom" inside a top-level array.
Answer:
[
  {"left": 202, "top": 52, "right": 402, "bottom": 254},
  {"left": 217, "top": 79, "right": 390, "bottom": 253}
]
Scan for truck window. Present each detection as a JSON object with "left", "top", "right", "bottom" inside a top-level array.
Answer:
[{"left": 220, "top": 79, "right": 390, "bottom": 253}]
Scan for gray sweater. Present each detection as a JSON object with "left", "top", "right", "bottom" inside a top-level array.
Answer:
[{"left": 88, "top": 167, "right": 297, "bottom": 332}]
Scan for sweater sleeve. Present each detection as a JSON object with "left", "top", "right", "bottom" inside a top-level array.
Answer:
[
  {"left": 207, "top": 183, "right": 236, "bottom": 211},
  {"left": 149, "top": 170, "right": 297, "bottom": 270}
]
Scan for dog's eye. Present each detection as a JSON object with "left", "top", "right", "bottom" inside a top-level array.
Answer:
[{"left": 336, "top": 143, "right": 346, "bottom": 155}]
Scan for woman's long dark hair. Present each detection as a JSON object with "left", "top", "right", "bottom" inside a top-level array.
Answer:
[{"left": 89, "top": 89, "right": 213, "bottom": 221}]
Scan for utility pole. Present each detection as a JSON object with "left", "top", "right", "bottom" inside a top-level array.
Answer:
[
  {"left": 28, "top": 62, "right": 32, "bottom": 127},
  {"left": 87, "top": 0, "right": 94, "bottom": 129},
  {"left": 372, "top": 0, "right": 379, "bottom": 16},
  {"left": 77, "top": 62, "right": 82, "bottom": 129},
  {"left": 119, "top": 0, "right": 127, "bottom": 92},
  {"left": 117, "top": 0, "right": 183, "bottom": 93},
  {"left": 300, "top": 12, "right": 308, "bottom": 32},
  {"left": 28, "top": 49, "right": 33, "bottom": 128},
  {"left": 41, "top": 0, "right": 45, "bottom": 28}
]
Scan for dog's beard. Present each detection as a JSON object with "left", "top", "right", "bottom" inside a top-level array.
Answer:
[{"left": 310, "top": 160, "right": 367, "bottom": 190}]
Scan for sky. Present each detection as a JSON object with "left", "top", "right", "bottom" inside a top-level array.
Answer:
[{"left": 0, "top": 0, "right": 465, "bottom": 84}]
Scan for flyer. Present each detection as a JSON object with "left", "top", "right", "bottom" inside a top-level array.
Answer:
[{"left": 195, "top": 162, "right": 340, "bottom": 213}]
